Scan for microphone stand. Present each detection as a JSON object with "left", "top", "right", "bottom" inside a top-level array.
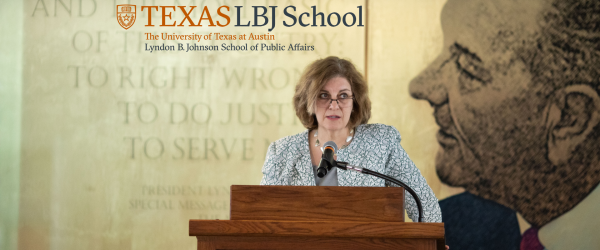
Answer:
[{"left": 334, "top": 161, "right": 424, "bottom": 223}]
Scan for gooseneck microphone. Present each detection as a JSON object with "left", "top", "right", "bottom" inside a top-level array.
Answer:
[
  {"left": 314, "top": 141, "right": 424, "bottom": 222},
  {"left": 335, "top": 161, "right": 425, "bottom": 222},
  {"left": 316, "top": 141, "right": 337, "bottom": 178}
]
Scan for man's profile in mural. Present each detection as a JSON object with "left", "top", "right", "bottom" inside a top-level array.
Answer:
[{"left": 409, "top": 0, "right": 600, "bottom": 249}]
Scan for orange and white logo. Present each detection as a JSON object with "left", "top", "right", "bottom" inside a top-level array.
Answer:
[{"left": 117, "top": 5, "right": 136, "bottom": 30}]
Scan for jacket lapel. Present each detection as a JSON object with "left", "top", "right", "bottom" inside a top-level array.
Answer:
[
  {"left": 293, "top": 130, "right": 316, "bottom": 186},
  {"left": 338, "top": 146, "right": 366, "bottom": 186},
  {"left": 298, "top": 151, "right": 316, "bottom": 186},
  {"left": 338, "top": 125, "right": 370, "bottom": 187}
]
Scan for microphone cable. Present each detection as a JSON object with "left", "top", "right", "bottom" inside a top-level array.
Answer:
[{"left": 335, "top": 161, "right": 424, "bottom": 223}]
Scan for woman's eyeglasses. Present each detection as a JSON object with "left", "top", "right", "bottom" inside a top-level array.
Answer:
[{"left": 316, "top": 93, "right": 354, "bottom": 108}]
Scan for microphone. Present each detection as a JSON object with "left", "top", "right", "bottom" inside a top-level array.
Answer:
[
  {"left": 335, "top": 161, "right": 425, "bottom": 222},
  {"left": 316, "top": 141, "right": 337, "bottom": 178}
]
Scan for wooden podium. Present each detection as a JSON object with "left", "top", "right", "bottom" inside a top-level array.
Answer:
[{"left": 189, "top": 185, "right": 445, "bottom": 250}]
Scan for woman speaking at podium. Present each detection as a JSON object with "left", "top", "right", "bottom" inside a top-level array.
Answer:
[{"left": 260, "top": 56, "right": 442, "bottom": 223}]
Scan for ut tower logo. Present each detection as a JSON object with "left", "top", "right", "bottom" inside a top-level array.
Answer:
[{"left": 117, "top": 5, "right": 136, "bottom": 30}]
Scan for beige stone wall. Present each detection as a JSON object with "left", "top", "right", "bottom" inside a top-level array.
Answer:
[
  {"left": 3, "top": 0, "right": 489, "bottom": 249},
  {"left": 0, "top": 1, "right": 23, "bottom": 250},
  {"left": 9, "top": 0, "right": 598, "bottom": 248},
  {"left": 17, "top": 1, "right": 369, "bottom": 250}
]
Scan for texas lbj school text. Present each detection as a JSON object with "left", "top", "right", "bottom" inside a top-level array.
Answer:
[
  {"left": 145, "top": 43, "right": 315, "bottom": 53},
  {"left": 122, "top": 4, "right": 363, "bottom": 53},
  {"left": 138, "top": 5, "right": 365, "bottom": 31}
]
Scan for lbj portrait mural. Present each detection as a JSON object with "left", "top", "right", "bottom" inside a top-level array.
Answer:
[{"left": 410, "top": 0, "right": 600, "bottom": 249}]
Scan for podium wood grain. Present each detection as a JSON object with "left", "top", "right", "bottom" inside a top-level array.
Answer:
[
  {"left": 230, "top": 185, "right": 405, "bottom": 222},
  {"left": 190, "top": 185, "right": 445, "bottom": 250},
  {"left": 196, "top": 236, "right": 437, "bottom": 250},
  {"left": 190, "top": 220, "right": 444, "bottom": 238}
]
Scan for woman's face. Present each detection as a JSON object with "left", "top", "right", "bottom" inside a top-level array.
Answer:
[{"left": 315, "top": 76, "right": 353, "bottom": 132}]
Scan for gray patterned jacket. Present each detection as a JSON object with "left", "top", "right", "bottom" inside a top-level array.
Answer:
[{"left": 260, "top": 123, "right": 443, "bottom": 222}]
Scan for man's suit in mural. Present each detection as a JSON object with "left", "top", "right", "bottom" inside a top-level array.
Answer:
[{"left": 439, "top": 193, "right": 521, "bottom": 249}]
